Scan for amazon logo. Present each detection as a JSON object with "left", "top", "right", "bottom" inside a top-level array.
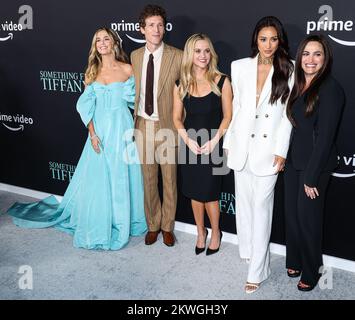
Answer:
[
  {"left": 332, "top": 154, "right": 355, "bottom": 178},
  {"left": 111, "top": 20, "right": 173, "bottom": 44},
  {"left": 0, "top": 5, "right": 33, "bottom": 42},
  {"left": 0, "top": 113, "right": 33, "bottom": 132},
  {"left": 306, "top": 5, "right": 355, "bottom": 46}
]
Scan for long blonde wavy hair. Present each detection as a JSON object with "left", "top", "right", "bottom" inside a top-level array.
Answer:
[
  {"left": 84, "top": 27, "right": 128, "bottom": 85},
  {"left": 178, "top": 33, "right": 224, "bottom": 100}
]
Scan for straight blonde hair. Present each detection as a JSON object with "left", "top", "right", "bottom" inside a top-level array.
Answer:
[{"left": 178, "top": 33, "right": 223, "bottom": 100}]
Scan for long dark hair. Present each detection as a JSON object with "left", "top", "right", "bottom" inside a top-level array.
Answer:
[
  {"left": 251, "top": 16, "right": 294, "bottom": 104},
  {"left": 286, "top": 34, "right": 333, "bottom": 126}
]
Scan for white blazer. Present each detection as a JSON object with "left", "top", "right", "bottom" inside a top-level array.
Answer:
[{"left": 223, "top": 56, "right": 294, "bottom": 176}]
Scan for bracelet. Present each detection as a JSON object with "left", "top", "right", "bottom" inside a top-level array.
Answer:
[{"left": 90, "top": 134, "right": 97, "bottom": 140}]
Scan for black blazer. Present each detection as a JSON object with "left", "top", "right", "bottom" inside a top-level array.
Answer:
[{"left": 288, "top": 75, "right": 345, "bottom": 187}]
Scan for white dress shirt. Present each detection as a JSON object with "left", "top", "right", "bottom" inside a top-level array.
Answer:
[{"left": 138, "top": 42, "right": 164, "bottom": 121}]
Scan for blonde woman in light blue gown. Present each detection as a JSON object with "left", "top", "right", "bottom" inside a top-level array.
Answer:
[{"left": 7, "top": 28, "right": 147, "bottom": 250}]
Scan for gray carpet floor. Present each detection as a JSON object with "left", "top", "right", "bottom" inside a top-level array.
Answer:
[{"left": 0, "top": 190, "right": 354, "bottom": 300}]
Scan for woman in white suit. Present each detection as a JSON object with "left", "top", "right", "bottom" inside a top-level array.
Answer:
[{"left": 223, "top": 16, "right": 294, "bottom": 293}]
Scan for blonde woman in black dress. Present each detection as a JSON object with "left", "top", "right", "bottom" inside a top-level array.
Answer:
[{"left": 173, "top": 33, "right": 232, "bottom": 255}]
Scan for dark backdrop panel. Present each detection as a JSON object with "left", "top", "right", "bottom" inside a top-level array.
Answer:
[{"left": 1, "top": 0, "right": 354, "bottom": 260}]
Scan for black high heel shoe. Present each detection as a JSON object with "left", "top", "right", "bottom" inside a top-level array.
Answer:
[
  {"left": 297, "top": 280, "right": 315, "bottom": 292},
  {"left": 195, "top": 229, "right": 208, "bottom": 255},
  {"left": 206, "top": 230, "right": 223, "bottom": 256},
  {"left": 287, "top": 268, "right": 301, "bottom": 278}
]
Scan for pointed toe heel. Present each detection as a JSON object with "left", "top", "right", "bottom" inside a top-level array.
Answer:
[
  {"left": 195, "top": 228, "right": 208, "bottom": 255},
  {"left": 195, "top": 246, "right": 205, "bottom": 255},
  {"left": 206, "top": 230, "right": 222, "bottom": 256}
]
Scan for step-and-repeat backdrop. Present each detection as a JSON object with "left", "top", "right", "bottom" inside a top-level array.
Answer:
[{"left": 1, "top": 0, "right": 354, "bottom": 260}]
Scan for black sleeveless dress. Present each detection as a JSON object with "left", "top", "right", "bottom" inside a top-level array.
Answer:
[{"left": 178, "top": 76, "right": 226, "bottom": 202}]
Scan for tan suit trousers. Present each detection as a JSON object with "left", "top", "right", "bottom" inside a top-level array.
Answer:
[{"left": 135, "top": 116, "right": 177, "bottom": 232}]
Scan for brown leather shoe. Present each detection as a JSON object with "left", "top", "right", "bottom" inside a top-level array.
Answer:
[
  {"left": 145, "top": 231, "right": 160, "bottom": 245},
  {"left": 162, "top": 231, "right": 175, "bottom": 247}
]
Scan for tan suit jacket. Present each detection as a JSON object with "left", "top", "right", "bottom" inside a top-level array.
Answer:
[
  {"left": 130, "top": 44, "right": 183, "bottom": 232},
  {"left": 131, "top": 44, "right": 183, "bottom": 145}
]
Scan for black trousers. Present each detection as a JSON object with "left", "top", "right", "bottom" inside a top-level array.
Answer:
[{"left": 284, "top": 162, "right": 330, "bottom": 286}]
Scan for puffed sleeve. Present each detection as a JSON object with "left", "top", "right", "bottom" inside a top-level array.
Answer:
[
  {"left": 76, "top": 84, "right": 96, "bottom": 127},
  {"left": 122, "top": 76, "right": 136, "bottom": 110}
]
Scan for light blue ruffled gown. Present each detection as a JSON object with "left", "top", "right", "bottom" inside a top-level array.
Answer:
[{"left": 7, "top": 76, "right": 147, "bottom": 250}]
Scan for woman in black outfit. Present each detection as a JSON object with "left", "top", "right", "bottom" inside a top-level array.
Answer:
[
  {"left": 285, "top": 34, "right": 345, "bottom": 291},
  {"left": 173, "top": 33, "right": 232, "bottom": 255}
]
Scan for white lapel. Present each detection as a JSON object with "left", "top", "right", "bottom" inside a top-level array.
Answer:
[
  {"left": 245, "top": 56, "right": 258, "bottom": 112},
  {"left": 256, "top": 54, "right": 274, "bottom": 109}
]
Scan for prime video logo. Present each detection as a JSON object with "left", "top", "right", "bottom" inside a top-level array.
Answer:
[
  {"left": 111, "top": 20, "right": 173, "bottom": 44},
  {"left": 0, "top": 5, "right": 33, "bottom": 42},
  {"left": 332, "top": 154, "right": 355, "bottom": 178},
  {"left": 306, "top": 5, "right": 355, "bottom": 46}
]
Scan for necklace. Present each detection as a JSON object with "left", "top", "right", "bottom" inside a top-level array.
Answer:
[{"left": 258, "top": 55, "right": 273, "bottom": 65}]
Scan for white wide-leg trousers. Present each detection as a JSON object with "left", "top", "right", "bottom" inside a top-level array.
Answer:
[{"left": 234, "top": 158, "right": 278, "bottom": 283}]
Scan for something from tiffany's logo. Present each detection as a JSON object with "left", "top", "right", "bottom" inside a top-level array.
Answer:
[
  {"left": 49, "top": 161, "right": 76, "bottom": 182},
  {"left": 219, "top": 192, "right": 236, "bottom": 215},
  {"left": 40, "top": 71, "right": 85, "bottom": 93}
]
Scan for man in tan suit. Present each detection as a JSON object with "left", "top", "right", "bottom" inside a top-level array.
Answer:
[{"left": 131, "top": 4, "right": 183, "bottom": 246}]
